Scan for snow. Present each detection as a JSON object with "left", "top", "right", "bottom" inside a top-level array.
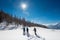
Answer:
[{"left": 0, "top": 24, "right": 60, "bottom": 40}]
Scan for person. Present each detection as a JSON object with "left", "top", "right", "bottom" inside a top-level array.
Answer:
[
  {"left": 26, "top": 27, "right": 29, "bottom": 37},
  {"left": 23, "top": 27, "right": 25, "bottom": 35},
  {"left": 22, "top": 18, "right": 26, "bottom": 35},
  {"left": 34, "top": 27, "right": 37, "bottom": 35},
  {"left": 34, "top": 27, "right": 40, "bottom": 38},
  {"left": 23, "top": 26, "right": 29, "bottom": 37}
]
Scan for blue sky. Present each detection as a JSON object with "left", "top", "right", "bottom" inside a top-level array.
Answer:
[{"left": 0, "top": 0, "right": 60, "bottom": 25}]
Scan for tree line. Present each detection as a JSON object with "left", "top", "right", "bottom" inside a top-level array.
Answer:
[{"left": 0, "top": 10, "right": 47, "bottom": 28}]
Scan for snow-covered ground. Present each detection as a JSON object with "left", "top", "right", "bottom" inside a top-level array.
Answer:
[
  {"left": 0, "top": 27, "right": 60, "bottom": 40},
  {"left": 0, "top": 22, "right": 60, "bottom": 40}
]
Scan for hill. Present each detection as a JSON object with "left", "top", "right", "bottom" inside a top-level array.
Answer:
[{"left": 0, "top": 10, "right": 47, "bottom": 28}]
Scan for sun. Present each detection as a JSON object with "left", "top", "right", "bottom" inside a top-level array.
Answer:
[{"left": 21, "top": 3, "right": 27, "bottom": 10}]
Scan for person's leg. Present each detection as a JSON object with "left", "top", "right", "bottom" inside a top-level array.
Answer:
[
  {"left": 35, "top": 32, "right": 36, "bottom": 35},
  {"left": 35, "top": 32, "right": 40, "bottom": 38}
]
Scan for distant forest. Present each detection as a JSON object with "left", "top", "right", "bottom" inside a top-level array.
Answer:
[{"left": 0, "top": 10, "right": 47, "bottom": 28}]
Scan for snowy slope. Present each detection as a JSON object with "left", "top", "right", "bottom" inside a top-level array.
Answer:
[
  {"left": 48, "top": 22, "right": 60, "bottom": 29},
  {"left": 0, "top": 22, "right": 19, "bottom": 30},
  {"left": 0, "top": 22, "right": 60, "bottom": 40},
  {"left": 0, "top": 26, "right": 60, "bottom": 40}
]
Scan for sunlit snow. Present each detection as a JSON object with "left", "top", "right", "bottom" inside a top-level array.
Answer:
[{"left": 0, "top": 22, "right": 60, "bottom": 40}]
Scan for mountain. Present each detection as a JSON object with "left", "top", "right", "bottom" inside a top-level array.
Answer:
[{"left": 48, "top": 22, "right": 60, "bottom": 29}]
